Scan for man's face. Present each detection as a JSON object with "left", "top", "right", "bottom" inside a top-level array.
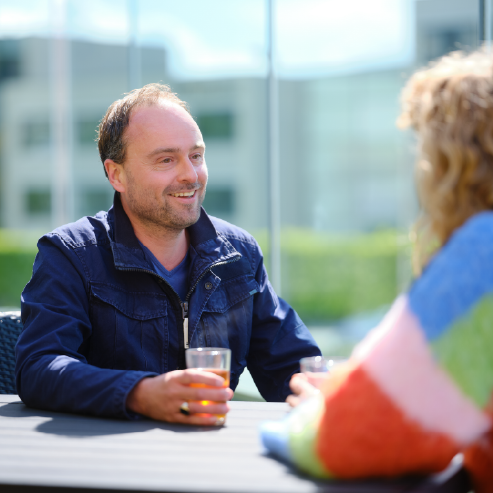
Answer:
[{"left": 117, "top": 102, "right": 208, "bottom": 233}]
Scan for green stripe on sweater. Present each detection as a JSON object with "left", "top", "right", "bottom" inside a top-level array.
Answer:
[
  {"left": 431, "top": 294, "right": 493, "bottom": 408},
  {"left": 288, "top": 394, "right": 333, "bottom": 478}
]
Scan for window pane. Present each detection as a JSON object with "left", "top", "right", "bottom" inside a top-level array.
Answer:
[
  {"left": 23, "top": 121, "right": 50, "bottom": 147},
  {"left": 0, "top": 39, "right": 21, "bottom": 80},
  {"left": 0, "top": 0, "right": 481, "bottom": 401},
  {"left": 25, "top": 189, "right": 51, "bottom": 215},
  {"left": 202, "top": 186, "right": 235, "bottom": 217},
  {"left": 195, "top": 113, "right": 234, "bottom": 140},
  {"left": 277, "top": 0, "right": 479, "bottom": 356},
  {"left": 78, "top": 187, "right": 113, "bottom": 217},
  {"left": 77, "top": 120, "right": 100, "bottom": 145}
]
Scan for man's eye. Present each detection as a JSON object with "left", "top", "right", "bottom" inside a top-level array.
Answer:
[
  {"left": 162, "top": 158, "right": 172, "bottom": 163},
  {"left": 192, "top": 154, "right": 201, "bottom": 160}
]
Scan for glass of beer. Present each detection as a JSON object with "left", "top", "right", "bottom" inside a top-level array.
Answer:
[{"left": 186, "top": 347, "right": 231, "bottom": 419}]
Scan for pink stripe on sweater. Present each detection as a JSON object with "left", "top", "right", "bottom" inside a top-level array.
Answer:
[{"left": 352, "top": 295, "right": 490, "bottom": 446}]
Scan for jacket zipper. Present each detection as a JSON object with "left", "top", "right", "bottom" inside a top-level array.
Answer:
[
  {"left": 182, "top": 301, "right": 189, "bottom": 349},
  {"left": 118, "top": 255, "right": 241, "bottom": 354},
  {"left": 181, "top": 256, "right": 240, "bottom": 349}
]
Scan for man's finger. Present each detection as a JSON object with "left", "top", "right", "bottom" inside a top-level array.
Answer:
[
  {"left": 187, "top": 401, "right": 230, "bottom": 415},
  {"left": 180, "top": 385, "right": 233, "bottom": 403},
  {"left": 178, "top": 369, "right": 226, "bottom": 387}
]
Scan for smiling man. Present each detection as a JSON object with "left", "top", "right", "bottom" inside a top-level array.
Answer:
[{"left": 16, "top": 84, "right": 321, "bottom": 424}]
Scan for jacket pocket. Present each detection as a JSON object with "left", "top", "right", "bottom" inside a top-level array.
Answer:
[
  {"left": 89, "top": 282, "right": 168, "bottom": 372},
  {"left": 203, "top": 275, "right": 259, "bottom": 314},
  {"left": 202, "top": 276, "right": 259, "bottom": 370}
]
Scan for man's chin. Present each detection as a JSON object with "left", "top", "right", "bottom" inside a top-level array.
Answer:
[{"left": 167, "top": 206, "right": 202, "bottom": 230}]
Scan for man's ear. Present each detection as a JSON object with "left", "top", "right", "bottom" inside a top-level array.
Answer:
[{"left": 105, "top": 159, "right": 126, "bottom": 193}]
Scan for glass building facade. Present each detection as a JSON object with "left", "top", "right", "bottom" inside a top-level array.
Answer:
[{"left": 0, "top": 1, "right": 483, "bottom": 396}]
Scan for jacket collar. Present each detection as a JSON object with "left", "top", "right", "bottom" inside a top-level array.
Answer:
[
  {"left": 109, "top": 192, "right": 240, "bottom": 275},
  {"left": 113, "top": 192, "right": 140, "bottom": 248}
]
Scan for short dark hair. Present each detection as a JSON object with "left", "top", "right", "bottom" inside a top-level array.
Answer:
[{"left": 97, "top": 83, "right": 190, "bottom": 177}]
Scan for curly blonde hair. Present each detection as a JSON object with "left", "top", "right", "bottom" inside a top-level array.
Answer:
[{"left": 398, "top": 49, "right": 493, "bottom": 273}]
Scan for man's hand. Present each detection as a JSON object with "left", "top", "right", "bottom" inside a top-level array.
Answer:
[
  {"left": 126, "top": 370, "right": 234, "bottom": 425},
  {"left": 286, "top": 372, "right": 325, "bottom": 407}
]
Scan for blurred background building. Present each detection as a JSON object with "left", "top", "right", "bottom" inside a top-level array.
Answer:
[{"left": 0, "top": 0, "right": 483, "bottom": 398}]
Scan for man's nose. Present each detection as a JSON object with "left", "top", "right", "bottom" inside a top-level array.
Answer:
[{"left": 177, "top": 158, "right": 198, "bottom": 182}]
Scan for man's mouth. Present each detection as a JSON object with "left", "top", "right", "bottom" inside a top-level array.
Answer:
[{"left": 169, "top": 191, "right": 196, "bottom": 198}]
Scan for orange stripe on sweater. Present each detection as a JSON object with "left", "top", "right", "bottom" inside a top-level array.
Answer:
[{"left": 316, "top": 365, "right": 458, "bottom": 478}]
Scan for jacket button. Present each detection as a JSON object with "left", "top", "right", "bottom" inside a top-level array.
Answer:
[{"left": 205, "top": 282, "right": 213, "bottom": 290}]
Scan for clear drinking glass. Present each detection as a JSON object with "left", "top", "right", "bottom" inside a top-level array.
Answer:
[
  {"left": 299, "top": 356, "right": 348, "bottom": 389},
  {"left": 186, "top": 347, "right": 231, "bottom": 418},
  {"left": 300, "top": 356, "right": 329, "bottom": 373},
  {"left": 300, "top": 356, "right": 347, "bottom": 373}
]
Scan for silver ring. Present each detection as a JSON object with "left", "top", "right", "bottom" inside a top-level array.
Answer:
[{"left": 179, "top": 402, "right": 190, "bottom": 416}]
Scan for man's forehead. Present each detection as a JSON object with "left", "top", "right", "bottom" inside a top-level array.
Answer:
[
  {"left": 129, "top": 100, "right": 192, "bottom": 126},
  {"left": 125, "top": 101, "right": 201, "bottom": 146}
]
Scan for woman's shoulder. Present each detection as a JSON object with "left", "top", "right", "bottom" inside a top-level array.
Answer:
[
  {"left": 415, "top": 210, "right": 493, "bottom": 288},
  {"left": 449, "top": 211, "right": 493, "bottom": 246},
  {"left": 409, "top": 211, "right": 493, "bottom": 340}
]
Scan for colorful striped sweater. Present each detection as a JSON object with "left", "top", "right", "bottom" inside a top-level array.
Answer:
[{"left": 260, "top": 211, "right": 493, "bottom": 491}]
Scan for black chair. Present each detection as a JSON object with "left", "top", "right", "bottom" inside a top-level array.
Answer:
[{"left": 0, "top": 311, "right": 22, "bottom": 394}]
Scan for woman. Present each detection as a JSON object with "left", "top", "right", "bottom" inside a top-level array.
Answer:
[{"left": 260, "top": 49, "right": 493, "bottom": 492}]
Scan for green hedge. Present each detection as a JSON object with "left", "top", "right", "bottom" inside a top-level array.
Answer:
[
  {"left": 255, "top": 228, "right": 411, "bottom": 322},
  {"left": 0, "top": 230, "right": 40, "bottom": 309},
  {"left": 0, "top": 228, "right": 411, "bottom": 320}
]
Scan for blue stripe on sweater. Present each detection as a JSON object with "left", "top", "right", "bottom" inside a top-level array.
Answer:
[{"left": 409, "top": 211, "right": 493, "bottom": 341}]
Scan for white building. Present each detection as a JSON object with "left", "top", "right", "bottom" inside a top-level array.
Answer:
[{"left": 0, "top": 0, "right": 478, "bottom": 235}]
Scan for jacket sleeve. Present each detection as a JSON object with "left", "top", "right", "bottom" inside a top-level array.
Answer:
[
  {"left": 15, "top": 233, "right": 157, "bottom": 419},
  {"left": 247, "top": 247, "right": 321, "bottom": 402}
]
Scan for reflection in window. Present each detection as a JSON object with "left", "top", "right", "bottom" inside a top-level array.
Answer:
[
  {"left": 25, "top": 189, "right": 51, "bottom": 215},
  {"left": 77, "top": 120, "right": 100, "bottom": 145},
  {"left": 23, "top": 122, "right": 50, "bottom": 148},
  {"left": 79, "top": 188, "right": 112, "bottom": 217},
  {"left": 196, "top": 113, "right": 234, "bottom": 140},
  {"left": 202, "top": 186, "right": 235, "bottom": 216},
  {"left": 418, "top": 27, "right": 476, "bottom": 63},
  {"left": 0, "top": 39, "right": 21, "bottom": 81}
]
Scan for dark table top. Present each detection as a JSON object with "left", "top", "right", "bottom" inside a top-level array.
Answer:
[{"left": 0, "top": 395, "right": 470, "bottom": 493}]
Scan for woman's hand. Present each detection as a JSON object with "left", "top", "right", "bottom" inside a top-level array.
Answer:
[{"left": 286, "top": 372, "right": 327, "bottom": 407}]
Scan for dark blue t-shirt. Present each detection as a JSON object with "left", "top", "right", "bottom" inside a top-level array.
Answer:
[{"left": 139, "top": 242, "right": 190, "bottom": 301}]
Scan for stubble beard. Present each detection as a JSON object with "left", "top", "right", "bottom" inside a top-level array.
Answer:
[{"left": 126, "top": 183, "right": 206, "bottom": 235}]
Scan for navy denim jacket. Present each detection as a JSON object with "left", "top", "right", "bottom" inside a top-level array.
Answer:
[{"left": 16, "top": 193, "right": 320, "bottom": 418}]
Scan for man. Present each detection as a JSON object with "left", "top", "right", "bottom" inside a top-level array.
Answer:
[{"left": 16, "top": 84, "right": 321, "bottom": 425}]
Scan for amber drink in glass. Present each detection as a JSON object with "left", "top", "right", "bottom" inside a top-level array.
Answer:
[{"left": 186, "top": 348, "right": 231, "bottom": 418}]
